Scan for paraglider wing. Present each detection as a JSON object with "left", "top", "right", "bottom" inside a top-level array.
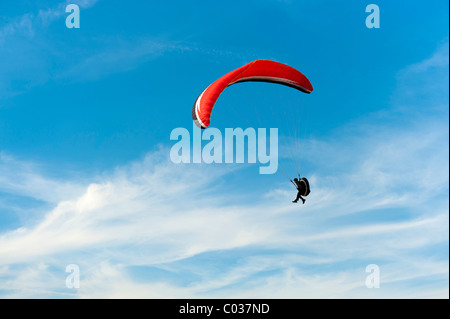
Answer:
[{"left": 192, "top": 59, "right": 313, "bottom": 129}]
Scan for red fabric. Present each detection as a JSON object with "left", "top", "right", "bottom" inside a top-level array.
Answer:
[{"left": 194, "top": 60, "right": 313, "bottom": 128}]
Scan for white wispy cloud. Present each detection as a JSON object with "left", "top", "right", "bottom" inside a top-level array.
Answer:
[
  {"left": 0, "top": 152, "right": 86, "bottom": 204},
  {"left": 0, "top": 0, "right": 99, "bottom": 40},
  {"left": 0, "top": 1, "right": 97, "bottom": 99},
  {"left": 0, "top": 0, "right": 182, "bottom": 99},
  {"left": 54, "top": 37, "right": 188, "bottom": 82}
]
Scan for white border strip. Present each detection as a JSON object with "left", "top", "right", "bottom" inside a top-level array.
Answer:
[{"left": 230, "top": 76, "right": 311, "bottom": 93}]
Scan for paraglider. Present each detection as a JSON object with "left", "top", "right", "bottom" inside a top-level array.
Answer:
[
  {"left": 291, "top": 176, "right": 310, "bottom": 204},
  {"left": 192, "top": 59, "right": 313, "bottom": 203}
]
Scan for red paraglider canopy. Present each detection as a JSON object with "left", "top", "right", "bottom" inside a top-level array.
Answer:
[{"left": 192, "top": 59, "right": 313, "bottom": 129}]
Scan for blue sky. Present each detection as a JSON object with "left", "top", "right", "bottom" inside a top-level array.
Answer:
[{"left": 0, "top": 0, "right": 448, "bottom": 298}]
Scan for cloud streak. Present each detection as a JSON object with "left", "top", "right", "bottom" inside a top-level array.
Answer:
[{"left": 0, "top": 0, "right": 182, "bottom": 100}]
